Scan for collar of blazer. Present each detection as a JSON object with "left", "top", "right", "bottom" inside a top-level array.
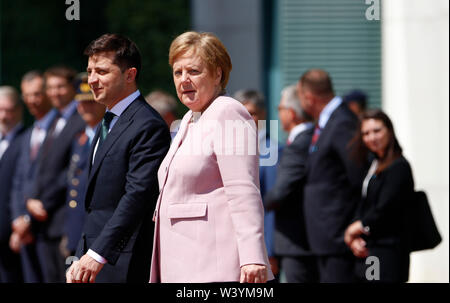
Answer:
[
  {"left": 88, "top": 95, "right": 143, "bottom": 181},
  {"left": 314, "top": 102, "right": 348, "bottom": 146},
  {"left": 153, "top": 110, "right": 193, "bottom": 217}
]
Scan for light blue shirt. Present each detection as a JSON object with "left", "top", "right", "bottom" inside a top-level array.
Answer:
[
  {"left": 107, "top": 90, "right": 141, "bottom": 132},
  {"left": 317, "top": 96, "right": 342, "bottom": 129}
]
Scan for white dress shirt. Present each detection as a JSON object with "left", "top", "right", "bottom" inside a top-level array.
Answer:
[{"left": 287, "top": 122, "right": 314, "bottom": 144}]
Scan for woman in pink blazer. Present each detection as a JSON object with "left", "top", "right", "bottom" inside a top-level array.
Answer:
[{"left": 150, "top": 31, "right": 274, "bottom": 283}]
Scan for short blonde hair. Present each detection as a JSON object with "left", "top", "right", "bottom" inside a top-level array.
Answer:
[{"left": 169, "top": 31, "right": 232, "bottom": 92}]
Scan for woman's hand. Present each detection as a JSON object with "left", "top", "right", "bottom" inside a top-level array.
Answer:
[
  {"left": 344, "top": 220, "right": 366, "bottom": 246},
  {"left": 240, "top": 264, "right": 268, "bottom": 283},
  {"left": 349, "top": 237, "right": 369, "bottom": 258}
]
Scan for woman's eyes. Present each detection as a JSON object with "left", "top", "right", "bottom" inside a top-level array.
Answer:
[{"left": 174, "top": 69, "right": 201, "bottom": 76}]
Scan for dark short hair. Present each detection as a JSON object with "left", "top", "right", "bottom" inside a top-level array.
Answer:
[
  {"left": 299, "top": 69, "right": 334, "bottom": 97},
  {"left": 84, "top": 33, "right": 142, "bottom": 81},
  {"left": 43, "top": 65, "right": 77, "bottom": 87}
]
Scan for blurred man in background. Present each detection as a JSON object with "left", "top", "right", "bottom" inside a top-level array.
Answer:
[
  {"left": 26, "top": 66, "right": 85, "bottom": 282},
  {"left": 297, "top": 69, "right": 364, "bottom": 283},
  {"left": 264, "top": 84, "right": 318, "bottom": 282},
  {"left": 343, "top": 89, "right": 367, "bottom": 118},
  {"left": 10, "top": 71, "right": 56, "bottom": 282},
  {"left": 0, "top": 86, "right": 25, "bottom": 282},
  {"left": 145, "top": 90, "right": 180, "bottom": 138}
]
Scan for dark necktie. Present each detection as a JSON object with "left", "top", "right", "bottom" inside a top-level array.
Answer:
[
  {"left": 98, "top": 111, "right": 116, "bottom": 147},
  {"left": 309, "top": 124, "right": 322, "bottom": 153}
]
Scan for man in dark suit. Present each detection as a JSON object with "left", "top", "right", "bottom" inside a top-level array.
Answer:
[
  {"left": 9, "top": 71, "right": 56, "bottom": 283},
  {"left": 26, "top": 66, "right": 85, "bottom": 282},
  {"left": 66, "top": 33, "right": 171, "bottom": 283},
  {"left": 0, "top": 86, "right": 26, "bottom": 282},
  {"left": 297, "top": 69, "right": 364, "bottom": 282},
  {"left": 264, "top": 84, "right": 318, "bottom": 283}
]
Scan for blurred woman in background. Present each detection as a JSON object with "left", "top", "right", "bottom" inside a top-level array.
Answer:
[{"left": 345, "top": 109, "right": 414, "bottom": 282}]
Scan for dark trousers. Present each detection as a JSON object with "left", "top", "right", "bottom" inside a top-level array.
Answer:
[
  {"left": 281, "top": 256, "right": 319, "bottom": 283},
  {"left": 0, "top": 242, "right": 23, "bottom": 283},
  {"left": 317, "top": 254, "right": 356, "bottom": 283},
  {"left": 36, "top": 237, "right": 65, "bottom": 283},
  {"left": 20, "top": 243, "right": 44, "bottom": 283}
]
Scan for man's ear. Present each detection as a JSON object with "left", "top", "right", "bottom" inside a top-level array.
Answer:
[{"left": 126, "top": 68, "right": 138, "bottom": 83}]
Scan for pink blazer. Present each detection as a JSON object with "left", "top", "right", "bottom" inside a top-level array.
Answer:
[{"left": 150, "top": 96, "right": 274, "bottom": 283}]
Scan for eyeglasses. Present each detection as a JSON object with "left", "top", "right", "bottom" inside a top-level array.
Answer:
[{"left": 277, "top": 105, "right": 289, "bottom": 111}]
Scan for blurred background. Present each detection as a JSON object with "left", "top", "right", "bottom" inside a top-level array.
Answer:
[{"left": 1, "top": 0, "right": 448, "bottom": 282}]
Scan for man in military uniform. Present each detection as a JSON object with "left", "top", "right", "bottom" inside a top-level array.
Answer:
[{"left": 62, "top": 74, "right": 105, "bottom": 260}]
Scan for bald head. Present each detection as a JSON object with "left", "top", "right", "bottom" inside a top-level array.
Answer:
[
  {"left": 297, "top": 69, "right": 335, "bottom": 119},
  {"left": 299, "top": 69, "right": 334, "bottom": 97}
]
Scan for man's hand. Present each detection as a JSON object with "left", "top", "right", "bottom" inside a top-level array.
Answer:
[
  {"left": 12, "top": 215, "right": 31, "bottom": 237},
  {"left": 240, "top": 264, "right": 268, "bottom": 283},
  {"left": 26, "top": 199, "right": 48, "bottom": 222},
  {"left": 66, "top": 254, "right": 104, "bottom": 283}
]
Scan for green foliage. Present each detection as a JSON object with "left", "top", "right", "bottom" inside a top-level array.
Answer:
[{"left": 0, "top": 0, "right": 191, "bottom": 123}]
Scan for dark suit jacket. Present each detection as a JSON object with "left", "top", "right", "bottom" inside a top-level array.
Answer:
[
  {"left": 264, "top": 126, "right": 314, "bottom": 256},
  {"left": 31, "top": 111, "right": 85, "bottom": 239},
  {"left": 355, "top": 156, "right": 413, "bottom": 282},
  {"left": 0, "top": 125, "right": 26, "bottom": 243},
  {"left": 303, "top": 103, "right": 364, "bottom": 255},
  {"left": 77, "top": 95, "right": 170, "bottom": 282},
  {"left": 359, "top": 156, "right": 414, "bottom": 245}
]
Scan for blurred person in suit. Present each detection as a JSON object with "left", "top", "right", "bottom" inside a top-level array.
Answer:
[
  {"left": 297, "top": 69, "right": 365, "bottom": 282},
  {"left": 61, "top": 74, "right": 106, "bottom": 260},
  {"left": 9, "top": 70, "right": 56, "bottom": 282},
  {"left": 264, "top": 84, "right": 319, "bottom": 283},
  {"left": 66, "top": 33, "right": 171, "bottom": 283},
  {"left": 26, "top": 66, "right": 85, "bottom": 282},
  {"left": 345, "top": 109, "right": 413, "bottom": 282},
  {"left": 343, "top": 90, "right": 367, "bottom": 118},
  {"left": 145, "top": 90, "right": 180, "bottom": 138},
  {"left": 234, "top": 89, "right": 282, "bottom": 280},
  {"left": 150, "top": 31, "right": 273, "bottom": 283},
  {"left": 0, "top": 86, "right": 25, "bottom": 282}
]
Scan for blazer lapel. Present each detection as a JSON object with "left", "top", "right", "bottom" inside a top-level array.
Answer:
[
  {"left": 162, "top": 110, "right": 192, "bottom": 172},
  {"left": 87, "top": 126, "right": 101, "bottom": 174},
  {"left": 87, "top": 97, "right": 143, "bottom": 185},
  {"left": 153, "top": 111, "right": 192, "bottom": 219}
]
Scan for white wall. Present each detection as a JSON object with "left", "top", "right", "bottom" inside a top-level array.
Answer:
[{"left": 382, "top": 0, "right": 449, "bottom": 282}]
